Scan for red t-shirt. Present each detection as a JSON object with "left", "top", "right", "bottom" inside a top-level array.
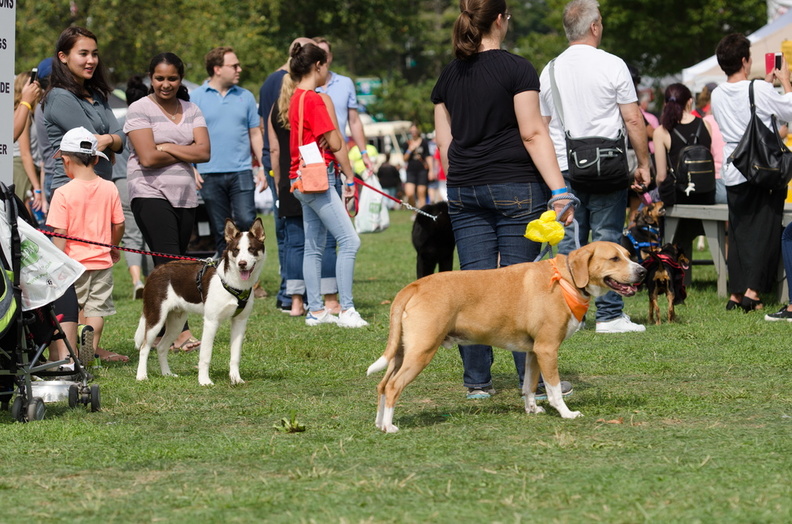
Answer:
[{"left": 288, "top": 89, "right": 336, "bottom": 179}]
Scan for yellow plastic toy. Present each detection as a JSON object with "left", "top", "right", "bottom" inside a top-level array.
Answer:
[{"left": 524, "top": 210, "right": 564, "bottom": 245}]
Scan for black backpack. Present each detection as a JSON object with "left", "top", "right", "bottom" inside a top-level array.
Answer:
[{"left": 660, "top": 120, "right": 716, "bottom": 205}]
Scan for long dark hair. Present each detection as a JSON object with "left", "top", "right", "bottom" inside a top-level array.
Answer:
[
  {"left": 660, "top": 83, "right": 692, "bottom": 131},
  {"left": 44, "top": 27, "right": 112, "bottom": 105},
  {"left": 452, "top": 0, "right": 506, "bottom": 60},
  {"left": 288, "top": 42, "right": 327, "bottom": 82},
  {"left": 148, "top": 52, "right": 190, "bottom": 101}
]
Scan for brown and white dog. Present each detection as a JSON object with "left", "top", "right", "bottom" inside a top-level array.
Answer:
[
  {"left": 135, "top": 218, "right": 266, "bottom": 385},
  {"left": 367, "top": 241, "right": 646, "bottom": 433}
]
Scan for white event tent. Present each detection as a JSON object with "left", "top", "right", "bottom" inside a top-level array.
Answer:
[{"left": 682, "top": 8, "right": 792, "bottom": 92}]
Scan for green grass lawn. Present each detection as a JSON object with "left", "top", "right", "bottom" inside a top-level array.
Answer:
[{"left": 1, "top": 210, "right": 791, "bottom": 523}]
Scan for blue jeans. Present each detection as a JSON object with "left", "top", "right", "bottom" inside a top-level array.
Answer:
[
  {"left": 447, "top": 182, "right": 548, "bottom": 389},
  {"left": 558, "top": 180, "right": 628, "bottom": 322},
  {"left": 292, "top": 167, "right": 360, "bottom": 312},
  {"left": 283, "top": 216, "right": 339, "bottom": 297},
  {"left": 199, "top": 170, "right": 256, "bottom": 255},
  {"left": 782, "top": 223, "right": 792, "bottom": 304},
  {"left": 268, "top": 171, "right": 290, "bottom": 307}
]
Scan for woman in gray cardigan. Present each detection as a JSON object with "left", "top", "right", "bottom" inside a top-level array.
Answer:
[{"left": 43, "top": 26, "right": 124, "bottom": 193}]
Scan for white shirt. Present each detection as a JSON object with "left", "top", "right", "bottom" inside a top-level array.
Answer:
[
  {"left": 539, "top": 44, "right": 637, "bottom": 171},
  {"left": 710, "top": 79, "right": 792, "bottom": 186}
]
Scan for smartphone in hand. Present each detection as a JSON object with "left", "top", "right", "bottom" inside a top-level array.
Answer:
[
  {"left": 29, "top": 67, "right": 38, "bottom": 83},
  {"left": 765, "top": 53, "right": 783, "bottom": 74}
]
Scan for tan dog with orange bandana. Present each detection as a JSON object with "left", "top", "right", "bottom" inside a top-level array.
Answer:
[{"left": 367, "top": 241, "right": 646, "bottom": 433}]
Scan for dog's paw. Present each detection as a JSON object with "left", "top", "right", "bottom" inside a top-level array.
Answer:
[
  {"left": 198, "top": 377, "right": 214, "bottom": 386},
  {"left": 229, "top": 374, "right": 245, "bottom": 385},
  {"left": 525, "top": 404, "right": 546, "bottom": 415},
  {"left": 562, "top": 410, "right": 583, "bottom": 419},
  {"left": 381, "top": 424, "right": 399, "bottom": 434},
  {"left": 136, "top": 374, "right": 148, "bottom": 381},
  {"left": 164, "top": 372, "right": 179, "bottom": 378}
]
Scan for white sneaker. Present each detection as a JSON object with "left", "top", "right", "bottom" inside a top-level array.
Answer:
[
  {"left": 305, "top": 310, "right": 339, "bottom": 326},
  {"left": 596, "top": 314, "right": 646, "bottom": 333},
  {"left": 337, "top": 307, "right": 369, "bottom": 328}
]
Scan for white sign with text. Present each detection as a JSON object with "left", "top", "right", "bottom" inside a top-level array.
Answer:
[{"left": 0, "top": 1, "right": 16, "bottom": 185}]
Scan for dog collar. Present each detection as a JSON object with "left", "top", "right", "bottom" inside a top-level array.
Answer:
[{"left": 549, "top": 257, "right": 589, "bottom": 322}]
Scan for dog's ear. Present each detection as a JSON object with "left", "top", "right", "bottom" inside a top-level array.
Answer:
[
  {"left": 567, "top": 245, "right": 591, "bottom": 288},
  {"left": 224, "top": 219, "right": 240, "bottom": 244},
  {"left": 249, "top": 217, "right": 266, "bottom": 241}
]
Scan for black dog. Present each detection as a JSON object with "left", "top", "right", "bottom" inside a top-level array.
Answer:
[
  {"left": 412, "top": 201, "right": 455, "bottom": 279},
  {"left": 642, "top": 243, "right": 689, "bottom": 325},
  {"left": 621, "top": 201, "right": 665, "bottom": 262}
]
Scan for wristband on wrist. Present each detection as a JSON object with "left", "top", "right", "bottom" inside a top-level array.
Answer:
[
  {"left": 551, "top": 187, "right": 568, "bottom": 196},
  {"left": 20, "top": 101, "right": 33, "bottom": 111},
  {"left": 361, "top": 150, "right": 368, "bottom": 156},
  {"left": 34, "top": 189, "right": 41, "bottom": 194}
]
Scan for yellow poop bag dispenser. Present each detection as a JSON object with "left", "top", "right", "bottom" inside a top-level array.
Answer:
[{"left": 524, "top": 210, "right": 565, "bottom": 245}]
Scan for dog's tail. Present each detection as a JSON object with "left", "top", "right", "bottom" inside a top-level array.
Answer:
[
  {"left": 133, "top": 316, "right": 146, "bottom": 348},
  {"left": 367, "top": 356, "right": 388, "bottom": 375},
  {"left": 366, "top": 284, "right": 414, "bottom": 376}
]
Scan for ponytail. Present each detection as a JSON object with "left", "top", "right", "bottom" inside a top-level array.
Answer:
[{"left": 452, "top": 0, "right": 506, "bottom": 60}]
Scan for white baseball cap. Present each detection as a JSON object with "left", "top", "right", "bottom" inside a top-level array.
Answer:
[{"left": 54, "top": 126, "right": 109, "bottom": 161}]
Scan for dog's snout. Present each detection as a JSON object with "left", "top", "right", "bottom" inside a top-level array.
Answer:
[
  {"left": 238, "top": 260, "right": 248, "bottom": 268},
  {"left": 635, "top": 264, "right": 647, "bottom": 283}
]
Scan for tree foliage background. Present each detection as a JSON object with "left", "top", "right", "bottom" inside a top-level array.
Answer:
[{"left": 15, "top": 0, "right": 767, "bottom": 129}]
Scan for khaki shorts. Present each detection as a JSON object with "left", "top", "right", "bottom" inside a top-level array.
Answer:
[{"left": 74, "top": 268, "right": 116, "bottom": 317}]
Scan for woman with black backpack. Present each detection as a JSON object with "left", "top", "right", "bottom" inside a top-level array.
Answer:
[{"left": 654, "top": 83, "right": 717, "bottom": 207}]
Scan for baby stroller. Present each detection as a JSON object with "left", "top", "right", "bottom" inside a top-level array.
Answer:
[{"left": 0, "top": 183, "right": 99, "bottom": 421}]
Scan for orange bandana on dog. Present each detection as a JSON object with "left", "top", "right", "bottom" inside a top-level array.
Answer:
[{"left": 548, "top": 258, "right": 589, "bottom": 322}]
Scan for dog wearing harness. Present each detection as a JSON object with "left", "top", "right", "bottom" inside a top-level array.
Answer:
[
  {"left": 135, "top": 218, "right": 266, "bottom": 385},
  {"left": 642, "top": 243, "right": 689, "bottom": 324},
  {"left": 621, "top": 201, "right": 665, "bottom": 263}
]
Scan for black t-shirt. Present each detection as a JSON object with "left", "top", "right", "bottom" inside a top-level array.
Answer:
[
  {"left": 431, "top": 49, "right": 541, "bottom": 187},
  {"left": 405, "top": 138, "right": 430, "bottom": 174},
  {"left": 270, "top": 108, "right": 303, "bottom": 218}
]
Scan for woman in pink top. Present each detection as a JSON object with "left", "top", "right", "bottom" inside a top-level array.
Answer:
[{"left": 124, "top": 52, "right": 210, "bottom": 351}]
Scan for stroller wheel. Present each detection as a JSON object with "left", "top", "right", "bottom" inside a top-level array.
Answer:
[
  {"left": 68, "top": 384, "right": 79, "bottom": 408},
  {"left": 11, "top": 396, "right": 24, "bottom": 422},
  {"left": 26, "top": 397, "right": 45, "bottom": 422},
  {"left": 90, "top": 385, "right": 100, "bottom": 412}
]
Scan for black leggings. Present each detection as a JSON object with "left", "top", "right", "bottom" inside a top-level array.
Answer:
[
  {"left": 131, "top": 198, "right": 196, "bottom": 266},
  {"left": 132, "top": 198, "right": 196, "bottom": 335}
]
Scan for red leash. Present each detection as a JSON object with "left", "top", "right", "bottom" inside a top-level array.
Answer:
[
  {"left": 352, "top": 176, "right": 438, "bottom": 220},
  {"left": 39, "top": 229, "right": 204, "bottom": 262}
]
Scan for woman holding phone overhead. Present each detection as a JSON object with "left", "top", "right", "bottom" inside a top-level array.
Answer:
[
  {"left": 42, "top": 27, "right": 124, "bottom": 194},
  {"left": 287, "top": 42, "right": 367, "bottom": 329}
]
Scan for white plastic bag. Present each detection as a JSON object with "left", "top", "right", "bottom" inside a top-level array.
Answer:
[
  {"left": 355, "top": 174, "right": 390, "bottom": 234},
  {"left": 0, "top": 217, "right": 85, "bottom": 311}
]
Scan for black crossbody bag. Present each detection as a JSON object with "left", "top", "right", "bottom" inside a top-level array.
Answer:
[{"left": 549, "top": 60, "right": 630, "bottom": 194}]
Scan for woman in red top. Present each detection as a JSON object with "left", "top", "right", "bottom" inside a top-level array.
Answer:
[{"left": 288, "top": 43, "right": 367, "bottom": 328}]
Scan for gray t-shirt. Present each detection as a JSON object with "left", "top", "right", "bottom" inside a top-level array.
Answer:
[
  {"left": 124, "top": 96, "right": 206, "bottom": 208},
  {"left": 43, "top": 87, "right": 125, "bottom": 190}
]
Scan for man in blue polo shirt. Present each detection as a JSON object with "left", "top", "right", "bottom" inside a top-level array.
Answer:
[{"left": 191, "top": 46, "right": 266, "bottom": 257}]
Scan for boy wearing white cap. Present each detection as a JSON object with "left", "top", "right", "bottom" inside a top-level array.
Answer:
[{"left": 47, "top": 126, "right": 127, "bottom": 362}]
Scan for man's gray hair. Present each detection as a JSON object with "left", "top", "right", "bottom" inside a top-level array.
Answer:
[{"left": 563, "top": 0, "right": 600, "bottom": 42}]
